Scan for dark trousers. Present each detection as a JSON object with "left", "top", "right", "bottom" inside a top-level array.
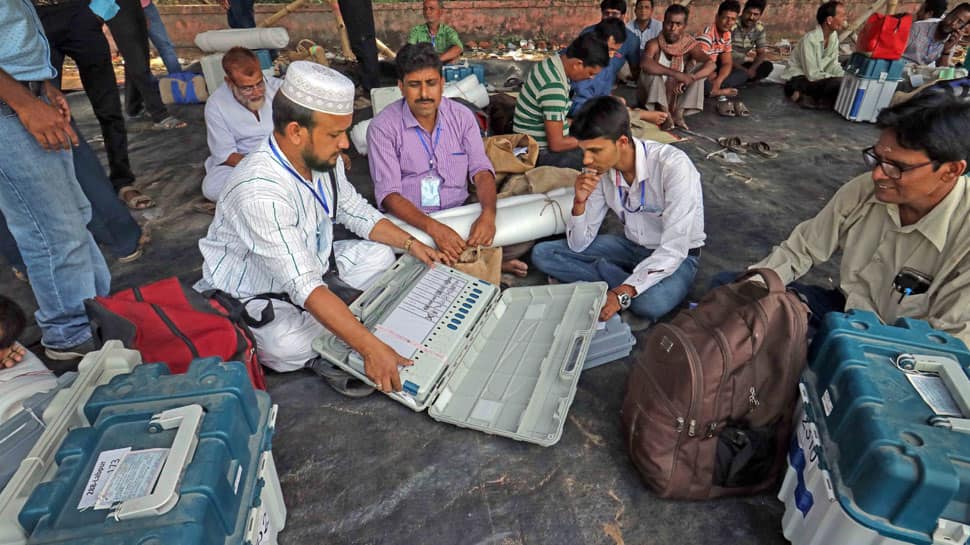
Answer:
[
  {"left": 536, "top": 148, "right": 584, "bottom": 170},
  {"left": 704, "top": 59, "right": 752, "bottom": 94},
  {"left": 784, "top": 76, "right": 843, "bottom": 108},
  {"left": 36, "top": 2, "right": 135, "bottom": 193},
  {"left": 0, "top": 124, "right": 142, "bottom": 269},
  {"left": 227, "top": 0, "right": 256, "bottom": 28},
  {"left": 105, "top": 0, "right": 169, "bottom": 122},
  {"left": 726, "top": 61, "right": 775, "bottom": 86},
  {"left": 338, "top": 0, "right": 380, "bottom": 92}
]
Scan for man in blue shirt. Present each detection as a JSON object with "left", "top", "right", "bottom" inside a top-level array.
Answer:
[
  {"left": 572, "top": 9, "right": 668, "bottom": 125},
  {"left": 0, "top": 0, "right": 111, "bottom": 360}
]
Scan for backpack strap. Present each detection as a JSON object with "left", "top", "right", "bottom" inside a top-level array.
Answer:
[{"left": 204, "top": 289, "right": 301, "bottom": 329}]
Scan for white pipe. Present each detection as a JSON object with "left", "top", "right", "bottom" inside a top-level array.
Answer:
[
  {"left": 388, "top": 188, "right": 575, "bottom": 249},
  {"left": 194, "top": 28, "right": 290, "bottom": 53}
]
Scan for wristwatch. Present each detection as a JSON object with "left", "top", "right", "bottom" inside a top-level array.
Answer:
[{"left": 614, "top": 290, "right": 632, "bottom": 311}]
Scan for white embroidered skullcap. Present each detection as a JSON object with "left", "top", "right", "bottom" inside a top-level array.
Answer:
[{"left": 280, "top": 61, "right": 355, "bottom": 115}]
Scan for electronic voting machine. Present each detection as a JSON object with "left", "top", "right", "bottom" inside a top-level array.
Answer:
[{"left": 312, "top": 255, "right": 607, "bottom": 446}]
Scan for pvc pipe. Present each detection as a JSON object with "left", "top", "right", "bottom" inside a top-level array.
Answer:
[
  {"left": 194, "top": 28, "right": 290, "bottom": 53},
  {"left": 388, "top": 188, "right": 575, "bottom": 249},
  {"left": 350, "top": 119, "right": 370, "bottom": 156}
]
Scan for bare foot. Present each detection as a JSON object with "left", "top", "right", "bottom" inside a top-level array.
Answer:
[
  {"left": 788, "top": 90, "right": 801, "bottom": 104},
  {"left": 710, "top": 88, "right": 739, "bottom": 98},
  {"left": 0, "top": 343, "right": 26, "bottom": 369},
  {"left": 672, "top": 109, "right": 689, "bottom": 130},
  {"left": 638, "top": 109, "right": 669, "bottom": 126},
  {"left": 501, "top": 259, "right": 529, "bottom": 277}
]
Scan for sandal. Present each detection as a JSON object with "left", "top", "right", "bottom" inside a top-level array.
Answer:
[
  {"left": 715, "top": 98, "right": 737, "bottom": 117},
  {"left": 306, "top": 358, "right": 375, "bottom": 398},
  {"left": 735, "top": 101, "right": 751, "bottom": 117},
  {"left": 117, "top": 230, "right": 151, "bottom": 264},
  {"left": 118, "top": 186, "right": 156, "bottom": 210},
  {"left": 745, "top": 141, "right": 778, "bottom": 158},
  {"left": 151, "top": 116, "right": 187, "bottom": 130},
  {"left": 717, "top": 136, "right": 745, "bottom": 153}
]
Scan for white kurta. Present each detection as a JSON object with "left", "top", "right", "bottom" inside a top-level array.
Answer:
[
  {"left": 197, "top": 135, "right": 394, "bottom": 372},
  {"left": 202, "top": 77, "right": 283, "bottom": 201}
]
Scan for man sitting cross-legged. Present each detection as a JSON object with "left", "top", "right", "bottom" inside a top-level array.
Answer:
[
  {"left": 531, "top": 96, "right": 706, "bottom": 324},
  {"left": 638, "top": 4, "right": 716, "bottom": 129},
  {"left": 783, "top": 1, "right": 847, "bottom": 109},
  {"left": 202, "top": 47, "right": 282, "bottom": 203},
  {"left": 197, "top": 62, "right": 443, "bottom": 396},
  {"left": 367, "top": 43, "right": 529, "bottom": 277}
]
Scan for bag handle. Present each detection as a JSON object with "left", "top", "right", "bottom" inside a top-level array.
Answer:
[{"left": 735, "top": 268, "right": 786, "bottom": 294}]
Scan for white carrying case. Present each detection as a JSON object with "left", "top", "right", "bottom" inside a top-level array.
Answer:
[{"left": 313, "top": 255, "right": 607, "bottom": 446}]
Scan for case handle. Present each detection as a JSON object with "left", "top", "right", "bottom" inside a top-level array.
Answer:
[
  {"left": 560, "top": 335, "right": 586, "bottom": 377},
  {"left": 897, "top": 353, "right": 970, "bottom": 434},
  {"left": 111, "top": 404, "right": 204, "bottom": 521}
]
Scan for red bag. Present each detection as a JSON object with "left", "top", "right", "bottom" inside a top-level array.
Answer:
[
  {"left": 85, "top": 277, "right": 266, "bottom": 390},
  {"left": 856, "top": 13, "right": 912, "bottom": 60}
]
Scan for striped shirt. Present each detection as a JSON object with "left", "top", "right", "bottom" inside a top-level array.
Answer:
[
  {"left": 513, "top": 54, "right": 571, "bottom": 149},
  {"left": 696, "top": 25, "right": 733, "bottom": 57},
  {"left": 198, "top": 136, "right": 384, "bottom": 307}
]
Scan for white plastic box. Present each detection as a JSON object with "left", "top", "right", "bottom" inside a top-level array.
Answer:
[{"left": 835, "top": 73, "right": 900, "bottom": 123}]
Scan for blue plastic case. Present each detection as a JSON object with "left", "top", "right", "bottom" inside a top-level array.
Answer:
[
  {"left": 786, "top": 310, "right": 970, "bottom": 545},
  {"left": 18, "top": 359, "right": 284, "bottom": 545}
]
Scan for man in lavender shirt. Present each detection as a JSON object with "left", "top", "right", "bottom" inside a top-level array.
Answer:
[{"left": 368, "top": 43, "right": 528, "bottom": 275}]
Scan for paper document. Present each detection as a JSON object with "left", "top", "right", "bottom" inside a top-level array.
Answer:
[
  {"left": 907, "top": 373, "right": 963, "bottom": 417},
  {"left": 78, "top": 447, "right": 130, "bottom": 510}
]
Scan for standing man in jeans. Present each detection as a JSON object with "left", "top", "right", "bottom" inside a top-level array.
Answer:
[
  {"left": 142, "top": 0, "right": 182, "bottom": 75},
  {"left": 0, "top": 0, "right": 111, "bottom": 359},
  {"left": 531, "top": 96, "right": 705, "bottom": 323}
]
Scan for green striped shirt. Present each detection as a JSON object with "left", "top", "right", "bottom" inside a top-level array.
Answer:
[{"left": 513, "top": 54, "right": 572, "bottom": 149}]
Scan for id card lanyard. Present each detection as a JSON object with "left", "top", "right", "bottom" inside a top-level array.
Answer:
[
  {"left": 268, "top": 136, "right": 331, "bottom": 217},
  {"left": 614, "top": 142, "right": 650, "bottom": 223},
  {"left": 414, "top": 125, "right": 442, "bottom": 173}
]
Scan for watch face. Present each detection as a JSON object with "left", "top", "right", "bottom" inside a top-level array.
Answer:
[{"left": 617, "top": 292, "right": 632, "bottom": 309}]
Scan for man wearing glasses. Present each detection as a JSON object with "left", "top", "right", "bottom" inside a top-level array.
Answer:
[
  {"left": 531, "top": 96, "right": 705, "bottom": 324},
  {"left": 748, "top": 91, "right": 970, "bottom": 345},
  {"left": 903, "top": 2, "right": 970, "bottom": 66},
  {"left": 202, "top": 47, "right": 281, "bottom": 202}
]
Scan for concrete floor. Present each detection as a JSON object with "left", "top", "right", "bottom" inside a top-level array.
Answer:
[{"left": 2, "top": 74, "right": 879, "bottom": 544}]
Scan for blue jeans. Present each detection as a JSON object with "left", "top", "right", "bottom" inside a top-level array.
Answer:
[
  {"left": 532, "top": 235, "right": 700, "bottom": 320},
  {"left": 143, "top": 2, "right": 181, "bottom": 75},
  {"left": 0, "top": 123, "right": 142, "bottom": 266},
  {"left": 0, "top": 104, "right": 111, "bottom": 348}
]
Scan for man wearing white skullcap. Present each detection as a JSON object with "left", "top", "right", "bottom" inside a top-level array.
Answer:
[{"left": 197, "top": 62, "right": 443, "bottom": 396}]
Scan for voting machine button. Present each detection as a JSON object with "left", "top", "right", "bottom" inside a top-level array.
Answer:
[{"left": 447, "top": 324, "right": 458, "bottom": 330}]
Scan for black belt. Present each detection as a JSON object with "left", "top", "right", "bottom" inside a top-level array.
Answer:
[{"left": 688, "top": 247, "right": 702, "bottom": 257}]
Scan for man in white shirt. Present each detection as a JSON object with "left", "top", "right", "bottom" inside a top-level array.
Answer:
[
  {"left": 202, "top": 47, "right": 282, "bottom": 202},
  {"left": 197, "top": 62, "right": 442, "bottom": 395},
  {"left": 531, "top": 96, "right": 705, "bottom": 322}
]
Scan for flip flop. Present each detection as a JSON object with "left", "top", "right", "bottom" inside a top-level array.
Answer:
[
  {"left": 306, "top": 358, "right": 376, "bottom": 398},
  {"left": 118, "top": 186, "right": 156, "bottom": 210},
  {"left": 151, "top": 116, "right": 187, "bottom": 130},
  {"left": 715, "top": 98, "right": 736, "bottom": 117},
  {"left": 717, "top": 136, "right": 745, "bottom": 153},
  {"left": 745, "top": 141, "right": 778, "bottom": 158},
  {"left": 735, "top": 101, "right": 751, "bottom": 117}
]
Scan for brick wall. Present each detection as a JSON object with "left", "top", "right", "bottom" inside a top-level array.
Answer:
[{"left": 160, "top": 0, "right": 919, "bottom": 53}]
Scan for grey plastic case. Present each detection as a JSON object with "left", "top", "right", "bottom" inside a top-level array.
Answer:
[{"left": 312, "top": 255, "right": 607, "bottom": 446}]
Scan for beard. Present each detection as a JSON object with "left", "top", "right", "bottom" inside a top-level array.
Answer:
[
  {"left": 301, "top": 148, "right": 338, "bottom": 174},
  {"left": 232, "top": 87, "right": 265, "bottom": 112}
]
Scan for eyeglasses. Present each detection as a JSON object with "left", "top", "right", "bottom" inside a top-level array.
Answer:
[
  {"left": 232, "top": 77, "right": 265, "bottom": 95},
  {"left": 862, "top": 147, "right": 936, "bottom": 180}
]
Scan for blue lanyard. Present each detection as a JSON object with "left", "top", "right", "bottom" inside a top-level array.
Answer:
[
  {"left": 428, "top": 24, "right": 436, "bottom": 48},
  {"left": 414, "top": 125, "right": 442, "bottom": 171},
  {"left": 267, "top": 137, "right": 330, "bottom": 216}
]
